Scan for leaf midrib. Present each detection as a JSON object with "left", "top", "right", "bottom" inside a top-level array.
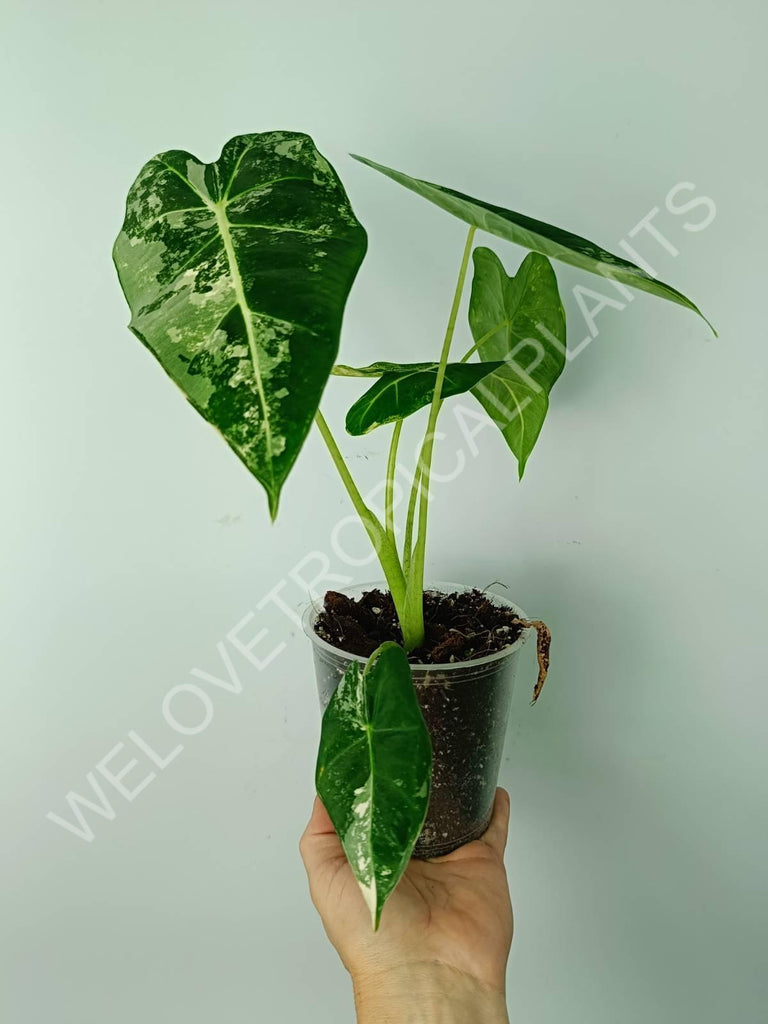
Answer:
[
  {"left": 356, "top": 363, "right": 498, "bottom": 427},
  {"left": 157, "top": 158, "right": 277, "bottom": 484},
  {"left": 212, "top": 201, "right": 276, "bottom": 481},
  {"left": 355, "top": 367, "right": 429, "bottom": 423}
]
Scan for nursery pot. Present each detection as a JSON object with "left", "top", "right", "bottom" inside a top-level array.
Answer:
[{"left": 303, "top": 582, "right": 528, "bottom": 858}]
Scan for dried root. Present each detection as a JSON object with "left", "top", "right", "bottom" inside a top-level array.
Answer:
[{"left": 509, "top": 618, "right": 552, "bottom": 704}]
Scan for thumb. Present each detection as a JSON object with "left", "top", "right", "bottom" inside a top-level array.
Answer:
[
  {"left": 299, "top": 795, "right": 343, "bottom": 876},
  {"left": 480, "top": 788, "right": 511, "bottom": 858},
  {"left": 305, "top": 794, "right": 336, "bottom": 837}
]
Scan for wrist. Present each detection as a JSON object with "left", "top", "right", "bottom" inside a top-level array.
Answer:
[{"left": 352, "top": 962, "right": 509, "bottom": 1024}]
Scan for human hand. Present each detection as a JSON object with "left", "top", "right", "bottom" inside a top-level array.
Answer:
[{"left": 299, "top": 788, "right": 513, "bottom": 1024}]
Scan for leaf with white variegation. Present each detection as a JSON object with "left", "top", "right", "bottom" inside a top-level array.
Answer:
[
  {"left": 351, "top": 154, "right": 715, "bottom": 333},
  {"left": 469, "top": 248, "right": 566, "bottom": 478},
  {"left": 345, "top": 360, "right": 505, "bottom": 435},
  {"left": 315, "top": 642, "right": 432, "bottom": 930},
  {"left": 113, "top": 132, "right": 367, "bottom": 518}
]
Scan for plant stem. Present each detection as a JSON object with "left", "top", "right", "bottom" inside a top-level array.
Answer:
[
  {"left": 385, "top": 419, "right": 402, "bottom": 541},
  {"left": 459, "top": 320, "right": 509, "bottom": 363},
  {"left": 401, "top": 225, "right": 477, "bottom": 646},
  {"left": 401, "top": 461, "right": 422, "bottom": 578},
  {"left": 401, "top": 319, "right": 500, "bottom": 578},
  {"left": 315, "top": 410, "right": 407, "bottom": 611}
]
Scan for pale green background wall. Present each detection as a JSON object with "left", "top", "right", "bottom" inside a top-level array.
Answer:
[{"left": 2, "top": 1, "right": 766, "bottom": 1021}]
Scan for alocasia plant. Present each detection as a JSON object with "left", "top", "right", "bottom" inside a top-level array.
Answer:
[{"left": 114, "top": 131, "right": 713, "bottom": 927}]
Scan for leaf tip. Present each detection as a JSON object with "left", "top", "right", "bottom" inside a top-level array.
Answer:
[
  {"left": 267, "top": 488, "right": 280, "bottom": 522},
  {"left": 689, "top": 302, "right": 717, "bottom": 337},
  {"left": 349, "top": 154, "right": 385, "bottom": 176}
]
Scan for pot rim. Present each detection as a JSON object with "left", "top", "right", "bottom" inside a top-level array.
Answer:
[{"left": 301, "top": 579, "right": 530, "bottom": 671}]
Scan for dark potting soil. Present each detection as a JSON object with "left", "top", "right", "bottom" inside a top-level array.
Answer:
[
  {"left": 313, "top": 588, "right": 553, "bottom": 856},
  {"left": 315, "top": 587, "right": 525, "bottom": 664},
  {"left": 315, "top": 586, "right": 552, "bottom": 704}
]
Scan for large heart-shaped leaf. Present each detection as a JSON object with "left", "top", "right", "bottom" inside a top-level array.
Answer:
[
  {"left": 352, "top": 154, "right": 714, "bottom": 332},
  {"left": 469, "top": 248, "right": 566, "bottom": 478},
  {"left": 345, "top": 360, "right": 504, "bottom": 435},
  {"left": 315, "top": 642, "right": 431, "bottom": 929},
  {"left": 113, "top": 132, "right": 367, "bottom": 518}
]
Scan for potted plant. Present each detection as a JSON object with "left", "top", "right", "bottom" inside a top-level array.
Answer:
[{"left": 113, "top": 130, "right": 712, "bottom": 928}]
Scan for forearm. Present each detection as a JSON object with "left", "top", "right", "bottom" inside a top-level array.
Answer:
[{"left": 352, "top": 964, "right": 509, "bottom": 1024}]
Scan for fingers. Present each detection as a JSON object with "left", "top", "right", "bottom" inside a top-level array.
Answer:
[
  {"left": 299, "top": 795, "right": 342, "bottom": 876},
  {"left": 480, "top": 787, "right": 511, "bottom": 858}
]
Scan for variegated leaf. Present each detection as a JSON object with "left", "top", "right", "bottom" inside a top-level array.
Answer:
[
  {"left": 113, "top": 132, "right": 367, "bottom": 517},
  {"left": 332, "top": 361, "right": 434, "bottom": 377},
  {"left": 315, "top": 642, "right": 432, "bottom": 929},
  {"left": 345, "top": 360, "right": 504, "bottom": 435},
  {"left": 352, "top": 154, "right": 715, "bottom": 333}
]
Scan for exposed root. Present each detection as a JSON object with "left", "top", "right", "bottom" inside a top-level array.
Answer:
[
  {"left": 316, "top": 590, "right": 552, "bottom": 700},
  {"left": 510, "top": 618, "right": 552, "bottom": 704}
]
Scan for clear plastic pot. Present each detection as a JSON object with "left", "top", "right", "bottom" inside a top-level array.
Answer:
[{"left": 302, "top": 582, "right": 528, "bottom": 858}]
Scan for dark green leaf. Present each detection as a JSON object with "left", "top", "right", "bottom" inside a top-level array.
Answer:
[
  {"left": 345, "top": 361, "right": 504, "bottom": 435},
  {"left": 114, "top": 132, "right": 367, "bottom": 518},
  {"left": 351, "top": 154, "right": 714, "bottom": 333},
  {"left": 315, "top": 642, "right": 431, "bottom": 930},
  {"left": 469, "top": 248, "right": 566, "bottom": 478},
  {"left": 333, "top": 361, "right": 434, "bottom": 377}
]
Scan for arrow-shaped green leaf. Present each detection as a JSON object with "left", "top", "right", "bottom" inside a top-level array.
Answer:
[
  {"left": 315, "top": 642, "right": 432, "bottom": 930},
  {"left": 113, "top": 132, "right": 367, "bottom": 518},
  {"left": 469, "top": 248, "right": 567, "bottom": 478},
  {"left": 345, "top": 360, "right": 504, "bottom": 435},
  {"left": 352, "top": 154, "right": 714, "bottom": 333}
]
